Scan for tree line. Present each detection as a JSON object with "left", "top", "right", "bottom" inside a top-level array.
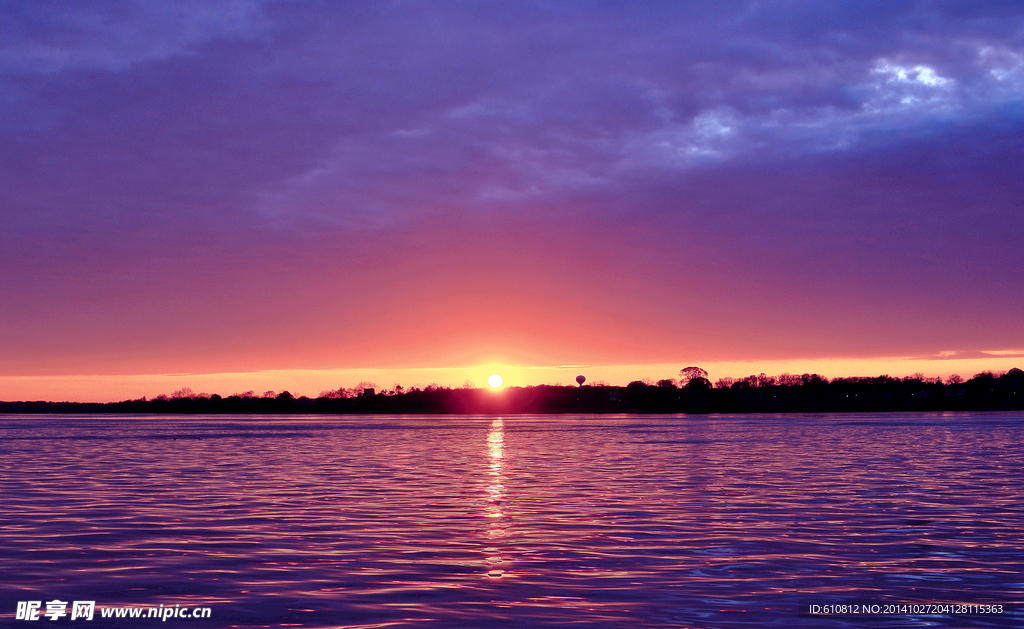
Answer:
[{"left": 1, "top": 368, "right": 1022, "bottom": 414}]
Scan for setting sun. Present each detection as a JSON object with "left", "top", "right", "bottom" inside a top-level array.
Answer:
[{"left": 488, "top": 374, "right": 503, "bottom": 389}]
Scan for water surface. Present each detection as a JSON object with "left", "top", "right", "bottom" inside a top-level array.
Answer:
[{"left": 1, "top": 413, "right": 1021, "bottom": 627}]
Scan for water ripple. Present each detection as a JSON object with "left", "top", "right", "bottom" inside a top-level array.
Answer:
[{"left": 0, "top": 413, "right": 1021, "bottom": 627}]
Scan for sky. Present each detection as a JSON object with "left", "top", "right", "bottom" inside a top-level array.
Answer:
[{"left": 2, "top": 1, "right": 1023, "bottom": 401}]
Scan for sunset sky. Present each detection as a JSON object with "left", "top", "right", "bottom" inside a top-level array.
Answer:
[{"left": 2, "top": 1, "right": 1023, "bottom": 401}]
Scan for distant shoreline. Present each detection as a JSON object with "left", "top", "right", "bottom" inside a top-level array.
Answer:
[{"left": 3, "top": 369, "right": 1021, "bottom": 414}]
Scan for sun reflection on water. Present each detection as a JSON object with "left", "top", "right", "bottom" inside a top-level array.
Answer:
[{"left": 485, "top": 418, "right": 506, "bottom": 577}]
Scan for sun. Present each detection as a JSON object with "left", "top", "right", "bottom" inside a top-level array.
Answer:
[{"left": 488, "top": 374, "right": 503, "bottom": 389}]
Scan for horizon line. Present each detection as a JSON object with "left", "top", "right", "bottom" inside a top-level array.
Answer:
[{"left": 2, "top": 355, "right": 1024, "bottom": 403}]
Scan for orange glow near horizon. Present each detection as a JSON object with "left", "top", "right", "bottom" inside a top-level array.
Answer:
[{"left": 2, "top": 354, "right": 1023, "bottom": 403}]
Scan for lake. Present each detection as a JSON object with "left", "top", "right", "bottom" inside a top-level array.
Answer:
[{"left": 1, "top": 413, "right": 1020, "bottom": 627}]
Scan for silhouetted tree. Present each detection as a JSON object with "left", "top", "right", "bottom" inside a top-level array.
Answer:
[
  {"left": 318, "top": 388, "right": 347, "bottom": 399},
  {"left": 172, "top": 387, "right": 195, "bottom": 399},
  {"left": 679, "top": 366, "right": 708, "bottom": 385},
  {"left": 777, "top": 373, "right": 802, "bottom": 386}
]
